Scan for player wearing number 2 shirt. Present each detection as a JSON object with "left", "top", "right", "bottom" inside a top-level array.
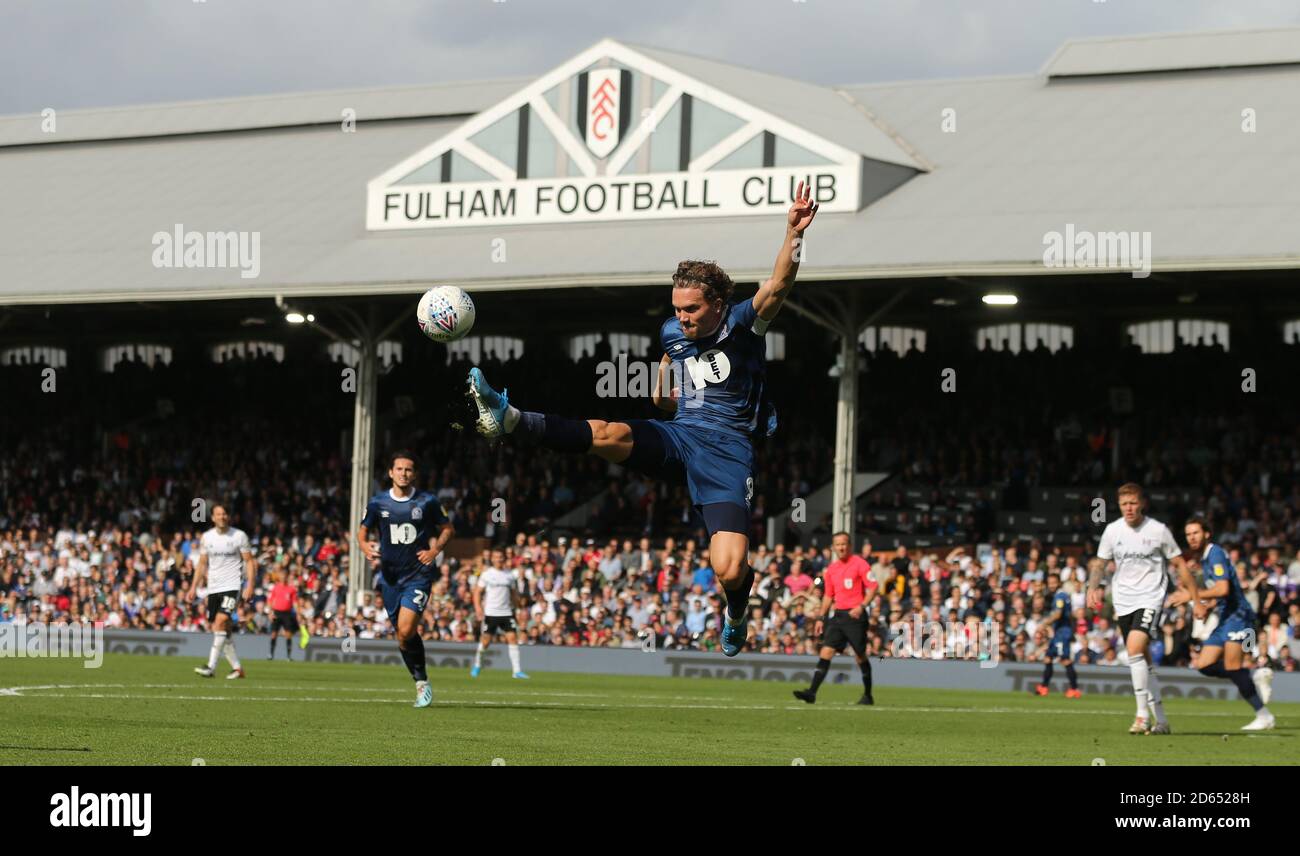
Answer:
[
  {"left": 356, "top": 451, "right": 454, "bottom": 708},
  {"left": 793, "top": 532, "right": 879, "bottom": 706}
]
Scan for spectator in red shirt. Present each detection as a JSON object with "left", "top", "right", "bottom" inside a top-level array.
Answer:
[{"left": 793, "top": 532, "right": 879, "bottom": 705}]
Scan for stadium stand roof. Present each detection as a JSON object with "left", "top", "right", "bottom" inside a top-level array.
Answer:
[{"left": 2, "top": 28, "right": 1299, "bottom": 305}]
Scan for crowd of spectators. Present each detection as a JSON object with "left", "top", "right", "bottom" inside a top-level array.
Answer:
[
  {"left": 3, "top": 322, "right": 1299, "bottom": 673},
  {"left": 3, "top": 519, "right": 1297, "bottom": 675}
]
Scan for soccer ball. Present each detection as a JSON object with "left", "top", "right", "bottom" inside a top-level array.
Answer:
[{"left": 416, "top": 285, "right": 476, "bottom": 343}]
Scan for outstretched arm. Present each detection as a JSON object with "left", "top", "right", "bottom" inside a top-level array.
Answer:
[{"left": 751, "top": 180, "right": 819, "bottom": 322}]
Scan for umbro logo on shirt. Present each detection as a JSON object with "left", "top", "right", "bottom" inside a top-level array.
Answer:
[{"left": 380, "top": 511, "right": 389, "bottom": 518}]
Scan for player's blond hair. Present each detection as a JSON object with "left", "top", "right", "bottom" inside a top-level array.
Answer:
[{"left": 1116, "top": 482, "right": 1144, "bottom": 501}]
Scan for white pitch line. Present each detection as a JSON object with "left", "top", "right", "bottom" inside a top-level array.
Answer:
[
  {"left": 3, "top": 682, "right": 751, "bottom": 703},
  {"left": 1, "top": 686, "right": 1281, "bottom": 720}
]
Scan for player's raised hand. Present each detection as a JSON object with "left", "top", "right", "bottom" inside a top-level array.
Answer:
[{"left": 787, "top": 180, "right": 819, "bottom": 234}]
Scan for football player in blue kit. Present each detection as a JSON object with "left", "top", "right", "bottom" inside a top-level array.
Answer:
[
  {"left": 1034, "top": 573, "right": 1082, "bottom": 698},
  {"left": 467, "top": 182, "right": 819, "bottom": 657},
  {"left": 1168, "top": 517, "right": 1275, "bottom": 731},
  {"left": 356, "top": 450, "right": 454, "bottom": 708}
]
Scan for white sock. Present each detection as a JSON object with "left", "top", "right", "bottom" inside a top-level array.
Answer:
[
  {"left": 474, "top": 644, "right": 485, "bottom": 668},
  {"left": 508, "top": 643, "right": 521, "bottom": 673},
  {"left": 1129, "top": 654, "right": 1149, "bottom": 717},
  {"left": 207, "top": 632, "right": 226, "bottom": 670},
  {"left": 504, "top": 406, "right": 520, "bottom": 433},
  {"left": 224, "top": 636, "right": 242, "bottom": 670},
  {"left": 1147, "top": 666, "right": 1167, "bottom": 724},
  {"left": 1258, "top": 706, "right": 1271, "bottom": 718}
]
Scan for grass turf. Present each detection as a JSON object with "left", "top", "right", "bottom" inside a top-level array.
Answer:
[{"left": 0, "top": 654, "right": 1293, "bottom": 765}]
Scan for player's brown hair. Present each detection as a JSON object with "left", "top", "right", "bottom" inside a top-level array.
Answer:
[
  {"left": 388, "top": 449, "right": 417, "bottom": 470},
  {"left": 1185, "top": 516, "right": 1211, "bottom": 535},
  {"left": 672, "top": 260, "right": 734, "bottom": 306},
  {"left": 1116, "top": 482, "right": 1144, "bottom": 500}
]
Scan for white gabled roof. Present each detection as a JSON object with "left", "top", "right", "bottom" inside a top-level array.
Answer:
[
  {"left": 624, "top": 41, "right": 925, "bottom": 170},
  {"left": 1, "top": 28, "right": 1299, "bottom": 305},
  {"left": 1042, "top": 26, "right": 1300, "bottom": 77}
]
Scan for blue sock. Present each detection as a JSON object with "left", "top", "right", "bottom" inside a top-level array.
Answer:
[
  {"left": 1042, "top": 661, "right": 1054, "bottom": 685},
  {"left": 519, "top": 412, "right": 592, "bottom": 453},
  {"left": 1065, "top": 663, "right": 1078, "bottom": 689},
  {"left": 1227, "top": 668, "right": 1264, "bottom": 711},
  {"left": 724, "top": 568, "right": 754, "bottom": 623},
  {"left": 1198, "top": 662, "right": 1228, "bottom": 679},
  {"left": 399, "top": 635, "right": 427, "bottom": 683}
]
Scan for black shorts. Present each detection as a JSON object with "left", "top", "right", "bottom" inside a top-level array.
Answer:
[
  {"left": 822, "top": 613, "right": 867, "bottom": 656},
  {"left": 1117, "top": 606, "right": 1161, "bottom": 640},
  {"left": 206, "top": 591, "right": 240, "bottom": 623},
  {"left": 481, "top": 615, "right": 517, "bottom": 636},
  {"left": 271, "top": 610, "right": 299, "bottom": 633}
]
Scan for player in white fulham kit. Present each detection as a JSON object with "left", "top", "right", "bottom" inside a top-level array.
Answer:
[
  {"left": 1089, "top": 483, "right": 1189, "bottom": 735},
  {"left": 188, "top": 503, "right": 256, "bottom": 679},
  {"left": 470, "top": 548, "right": 528, "bottom": 679}
]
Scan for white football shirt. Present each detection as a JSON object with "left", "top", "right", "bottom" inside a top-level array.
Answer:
[
  {"left": 1097, "top": 515, "right": 1180, "bottom": 615},
  {"left": 476, "top": 567, "right": 517, "bottom": 617},
  {"left": 200, "top": 527, "right": 252, "bottom": 593}
]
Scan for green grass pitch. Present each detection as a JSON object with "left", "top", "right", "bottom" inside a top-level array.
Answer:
[{"left": 0, "top": 655, "right": 1292, "bottom": 765}]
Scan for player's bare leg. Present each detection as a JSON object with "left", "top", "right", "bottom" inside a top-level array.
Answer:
[
  {"left": 711, "top": 530, "right": 754, "bottom": 657},
  {"left": 396, "top": 606, "right": 432, "bottom": 707}
]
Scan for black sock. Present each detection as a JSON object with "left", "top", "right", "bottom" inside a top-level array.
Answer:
[
  {"left": 809, "top": 657, "right": 831, "bottom": 693},
  {"left": 1198, "top": 662, "right": 1228, "bottom": 679},
  {"left": 1042, "top": 661, "right": 1054, "bottom": 685},
  {"left": 269, "top": 636, "right": 277, "bottom": 657},
  {"left": 1227, "top": 668, "right": 1264, "bottom": 711},
  {"left": 859, "top": 658, "right": 873, "bottom": 694},
  {"left": 399, "top": 635, "right": 428, "bottom": 683},
  {"left": 518, "top": 412, "right": 592, "bottom": 453},
  {"left": 1065, "top": 663, "right": 1078, "bottom": 689},
  {"left": 724, "top": 567, "right": 755, "bottom": 623},
  {"left": 286, "top": 636, "right": 292, "bottom": 660}
]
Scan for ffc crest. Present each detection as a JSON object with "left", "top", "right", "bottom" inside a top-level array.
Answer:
[
  {"left": 578, "top": 68, "right": 632, "bottom": 159},
  {"left": 412, "top": 506, "right": 423, "bottom": 520}
]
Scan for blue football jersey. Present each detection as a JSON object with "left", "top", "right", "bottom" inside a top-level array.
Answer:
[
  {"left": 1199, "top": 542, "right": 1249, "bottom": 618},
  {"left": 1051, "top": 590, "right": 1073, "bottom": 631},
  {"left": 360, "top": 489, "right": 450, "bottom": 584},
  {"left": 661, "top": 297, "right": 775, "bottom": 438}
]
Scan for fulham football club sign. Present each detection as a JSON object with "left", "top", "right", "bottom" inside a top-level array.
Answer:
[{"left": 366, "top": 40, "right": 919, "bottom": 230}]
